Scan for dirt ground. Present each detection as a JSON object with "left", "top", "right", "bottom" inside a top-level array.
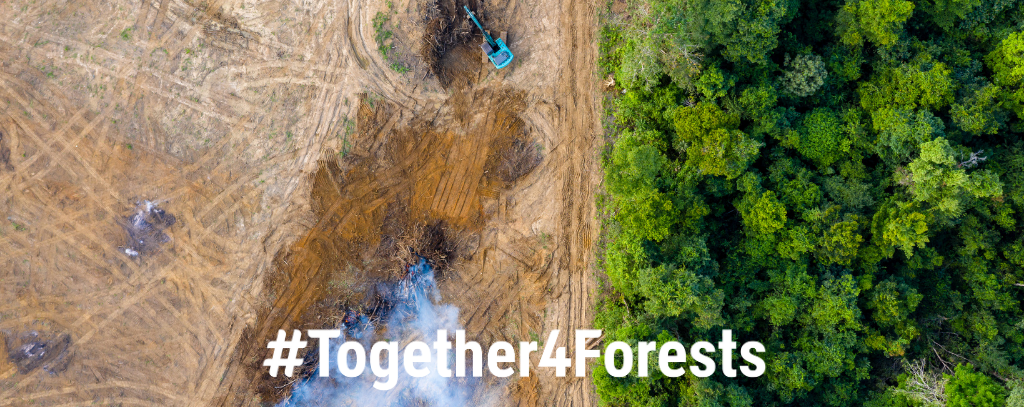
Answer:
[{"left": 0, "top": 0, "right": 601, "bottom": 403}]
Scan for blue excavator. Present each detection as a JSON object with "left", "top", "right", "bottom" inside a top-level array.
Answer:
[{"left": 463, "top": 6, "right": 513, "bottom": 69}]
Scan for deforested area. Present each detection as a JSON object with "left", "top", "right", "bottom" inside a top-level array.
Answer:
[
  {"left": 0, "top": 0, "right": 602, "bottom": 403},
  {"left": 596, "top": 0, "right": 1024, "bottom": 405},
  {"left": 227, "top": 87, "right": 541, "bottom": 404}
]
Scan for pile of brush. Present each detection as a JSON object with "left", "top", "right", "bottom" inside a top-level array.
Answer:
[{"left": 420, "top": 0, "right": 482, "bottom": 89}]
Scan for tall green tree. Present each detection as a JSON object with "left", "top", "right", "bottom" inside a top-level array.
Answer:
[
  {"left": 905, "top": 137, "right": 1003, "bottom": 219},
  {"left": 987, "top": 32, "right": 1024, "bottom": 120},
  {"left": 946, "top": 364, "right": 1008, "bottom": 407},
  {"left": 673, "top": 102, "right": 762, "bottom": 179},
  {"left": 836, "top": 0, "right": 914, "bottom": 48}
]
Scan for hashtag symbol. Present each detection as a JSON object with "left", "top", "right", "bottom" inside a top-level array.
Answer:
[{"left": 263, "top": 329, "right": 307, "bottom": 378}]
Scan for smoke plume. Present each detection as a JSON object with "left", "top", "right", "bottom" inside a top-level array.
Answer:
[{"left": 280, "top": 258, "right": 499, "bottom": 406}]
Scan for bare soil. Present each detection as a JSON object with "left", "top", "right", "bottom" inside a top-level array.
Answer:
[{"left": 0, "top": 0, "right": 601, "bottom": 404}]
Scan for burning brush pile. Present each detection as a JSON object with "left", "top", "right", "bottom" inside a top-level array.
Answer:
[
  {"left": 283, "top": 255, "right": 486, "bottom": 406},
  {"left": 285, "top": 220, "right": 462, "bottom": 383},
  {"left": 318, "top": 256, "right": 442, "bottom": 344}
]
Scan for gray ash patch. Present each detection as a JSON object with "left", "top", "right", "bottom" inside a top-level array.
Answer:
[
  {"left": 120, "top": 200, "right": 176, "bottom": 257},
  {"left": 5, "top": 330, "right": 73, "bottom": 375}
]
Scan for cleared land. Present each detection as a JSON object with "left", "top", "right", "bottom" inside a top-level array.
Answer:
[{"left": 0, "top": 0, "right": 601, "bottom": 404}]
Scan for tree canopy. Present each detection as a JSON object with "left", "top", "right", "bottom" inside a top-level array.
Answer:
[{"left": 597, "top": 0, "right": 1024, "bottom": 404}]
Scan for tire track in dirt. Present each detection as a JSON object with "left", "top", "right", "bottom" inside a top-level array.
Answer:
[
  {"left": 541, "top": 0, "right": 600, "bottom": 404},
  {"left": 1, "top": 0, "right": 323, "bottom": 402},
  {"left": 0, "top": 18, "right": 274, "bottom": 404},
  {"left": 5, "top": 42, "right": 244, "bottom": 407},
  {"left": 0, "top": 381, "right": 188, "bottom": 407},
  {"left": 0, "top": 24, "right": 259, "bottom": 129},
  {"left": 0, "top": 106, "right": 142, "bottom": 283},
  {"left": 7, "top": 106, "right": 116, "bottom": 193},
  {"left": 0, "top": 116, "right": 135, "bottom": 286}
]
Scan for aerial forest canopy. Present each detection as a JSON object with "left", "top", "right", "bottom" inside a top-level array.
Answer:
[{"left": 596, "top": 0, "right": 1024, "bottom": 405}]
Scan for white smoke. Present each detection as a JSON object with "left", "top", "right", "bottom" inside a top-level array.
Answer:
[{"left": 280, "top": 258, "right": 500, "bottom": 406}]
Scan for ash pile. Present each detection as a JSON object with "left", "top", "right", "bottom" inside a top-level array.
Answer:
[
  {"left": 3, "top": 328, "right": 74, "bottom": 375},
  {"left": 120, "top": 200, "right": 176, "bottom": 257}
]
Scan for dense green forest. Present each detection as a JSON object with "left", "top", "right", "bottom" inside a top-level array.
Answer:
[{"left": 595, "top": 0, "right": 1024, "bottom": 405}]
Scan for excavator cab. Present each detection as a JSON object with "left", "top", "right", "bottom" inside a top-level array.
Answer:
[{"left": 464, "top": 6, "right": 513, "bottom": 69}]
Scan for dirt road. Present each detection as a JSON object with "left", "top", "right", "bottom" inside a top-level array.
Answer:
[
  {"left": 0, "top": 0, "right": 602, "bottom": 403},
  {"left": 538, "top": 0, "right": 601, "bottom": 404}
]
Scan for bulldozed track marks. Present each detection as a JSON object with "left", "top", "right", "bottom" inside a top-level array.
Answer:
[{"left": 0, "top": 0, "right": 602, "bottom": 404}]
